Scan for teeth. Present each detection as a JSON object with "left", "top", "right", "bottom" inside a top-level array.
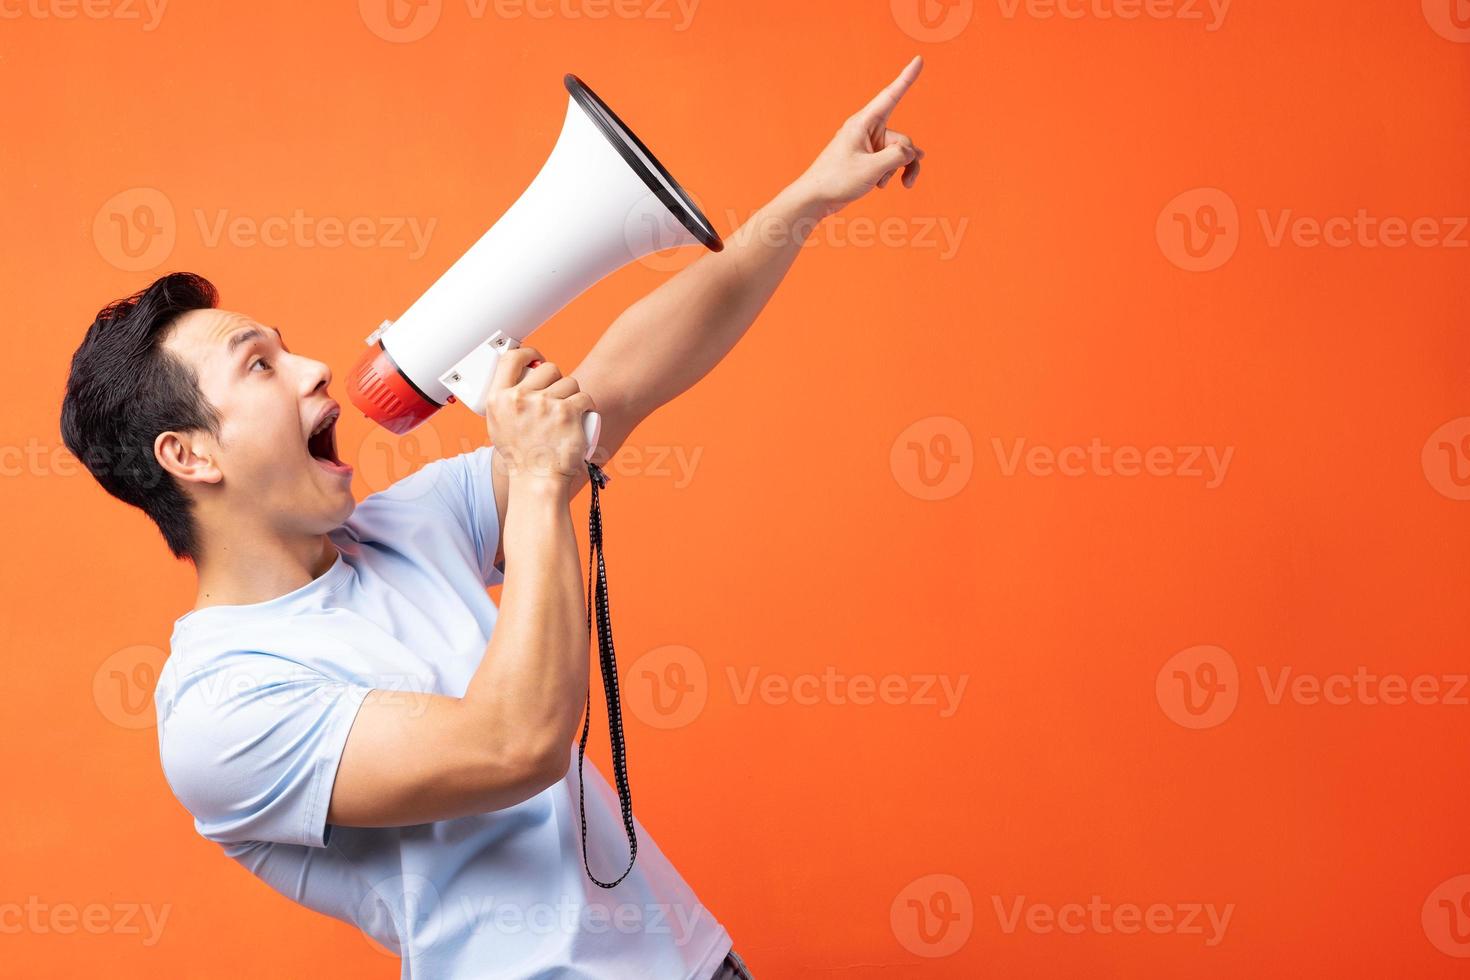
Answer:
[{"left": 312, "top": 411, "right": 337, "bottom": 437}]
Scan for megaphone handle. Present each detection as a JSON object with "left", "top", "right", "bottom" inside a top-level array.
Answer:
[{"left": 439, "top": 333, "right": 601, "bottom": 462}]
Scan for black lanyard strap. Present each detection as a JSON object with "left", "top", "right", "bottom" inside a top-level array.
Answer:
[{"left": 577, "top": 461, "right": 638, "bottom": 888}]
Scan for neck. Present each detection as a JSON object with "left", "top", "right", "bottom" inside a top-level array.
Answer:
[{"left": 191, "top": 518, "right": 338, "bottom": 610}]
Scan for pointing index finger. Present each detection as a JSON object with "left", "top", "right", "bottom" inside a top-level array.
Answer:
[{"left": 857, "top": 56, "right": 924, "bottom": 127}]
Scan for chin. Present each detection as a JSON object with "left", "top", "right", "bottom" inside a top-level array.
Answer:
[
  {"left": 300, "top": 480, "right": 356, "bottom": 533},
  {"left": 327, "top": 492, "right": 357, "bottom": 527}
]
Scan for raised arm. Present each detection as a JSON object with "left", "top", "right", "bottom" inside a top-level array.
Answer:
[
  {"left": 570, "top": 56, "right": 927, "bottom": 452},
  {"left": 483, "top": 59, "right": 928, "bottom": 572},
  {"left": 327, "top": 346, "right": 595, "bottom": 826}
]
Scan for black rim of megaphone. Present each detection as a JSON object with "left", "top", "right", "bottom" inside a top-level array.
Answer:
[{"left": 563, "top": 74, "right": 725, "bottom": 254}]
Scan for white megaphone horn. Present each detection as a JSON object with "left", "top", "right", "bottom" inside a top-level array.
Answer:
[{"left": 347, "top": 74, "right": 723, "bottom": 455}]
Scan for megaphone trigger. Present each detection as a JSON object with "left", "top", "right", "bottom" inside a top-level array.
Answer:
[{"left": 438, "top": 333, "right": 511, "bottom": 416}]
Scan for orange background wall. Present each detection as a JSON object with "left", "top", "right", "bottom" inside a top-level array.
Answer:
[{"left": 3, "top": 1, "right": 1469, "bottom": 976}]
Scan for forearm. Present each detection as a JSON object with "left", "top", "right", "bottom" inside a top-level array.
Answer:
[
  {"left": 574, "top": 181, "right": 827, "bottom": 425},
  {"left": 330, "top": 361, "right": 601, "bottom": 826},
  {"left": 464, "top": 472, "right": 587, "bottom": 770}
]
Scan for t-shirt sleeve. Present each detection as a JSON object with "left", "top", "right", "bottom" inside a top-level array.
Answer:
[
  {"left": 157, "top": 652, "right": 372, "bottom": 848},
  {"left": 423, "top": 444, "right": 506, "bottom": 588}
]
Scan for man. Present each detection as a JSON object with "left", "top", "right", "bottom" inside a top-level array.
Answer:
[{"left": 61, "top": 61, "right": 925, "bottom": 978}]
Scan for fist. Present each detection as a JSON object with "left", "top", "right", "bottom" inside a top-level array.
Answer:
[{"left": 483, "top": 346, "right": 597, "bottom": 480}]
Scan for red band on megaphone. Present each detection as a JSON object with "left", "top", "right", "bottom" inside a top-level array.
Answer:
[{"left": 347, "top": 343, "right": 442, "bottom": 435}]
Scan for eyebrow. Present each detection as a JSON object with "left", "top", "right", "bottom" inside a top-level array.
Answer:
[{"left": 226, "top": 326, "right": 284, "bottom": 354}]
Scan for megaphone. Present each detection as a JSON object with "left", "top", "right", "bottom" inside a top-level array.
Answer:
[{"left": 347, "top": 74, "right": 724, "bottom": 455}]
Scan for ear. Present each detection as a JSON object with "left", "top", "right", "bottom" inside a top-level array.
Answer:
[{"left": 155, "top": 430, "right": 223, "bottom": 486}]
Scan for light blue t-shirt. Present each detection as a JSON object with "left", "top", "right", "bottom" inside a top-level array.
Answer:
[{"left": 155, "top": 445, "right": 732, "bottom": 979}]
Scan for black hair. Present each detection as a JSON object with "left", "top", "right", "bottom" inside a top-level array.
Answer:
[{"left": 60, "top": 272, "right": 222, "bottom": 560}]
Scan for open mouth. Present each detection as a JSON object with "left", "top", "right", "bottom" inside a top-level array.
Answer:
[{"left": 308, "top": 406, "right": 352, "bottom": 476}]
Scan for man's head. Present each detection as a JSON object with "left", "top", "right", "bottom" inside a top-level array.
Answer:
[{"left": 61, "top": 273, "right": 355, "bottom": 562}]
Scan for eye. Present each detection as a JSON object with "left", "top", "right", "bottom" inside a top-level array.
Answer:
[{"left": 249, "top": 356, "right": 272, "bottom": 373}]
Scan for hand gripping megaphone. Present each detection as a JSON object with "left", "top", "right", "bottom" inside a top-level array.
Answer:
[{"left": 347, "top": 74, "right": 724, "bottom": 456}]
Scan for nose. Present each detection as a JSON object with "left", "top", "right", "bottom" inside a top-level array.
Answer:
[{"left": 297, "top": 353, "right": 332, "bottom": 397}]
